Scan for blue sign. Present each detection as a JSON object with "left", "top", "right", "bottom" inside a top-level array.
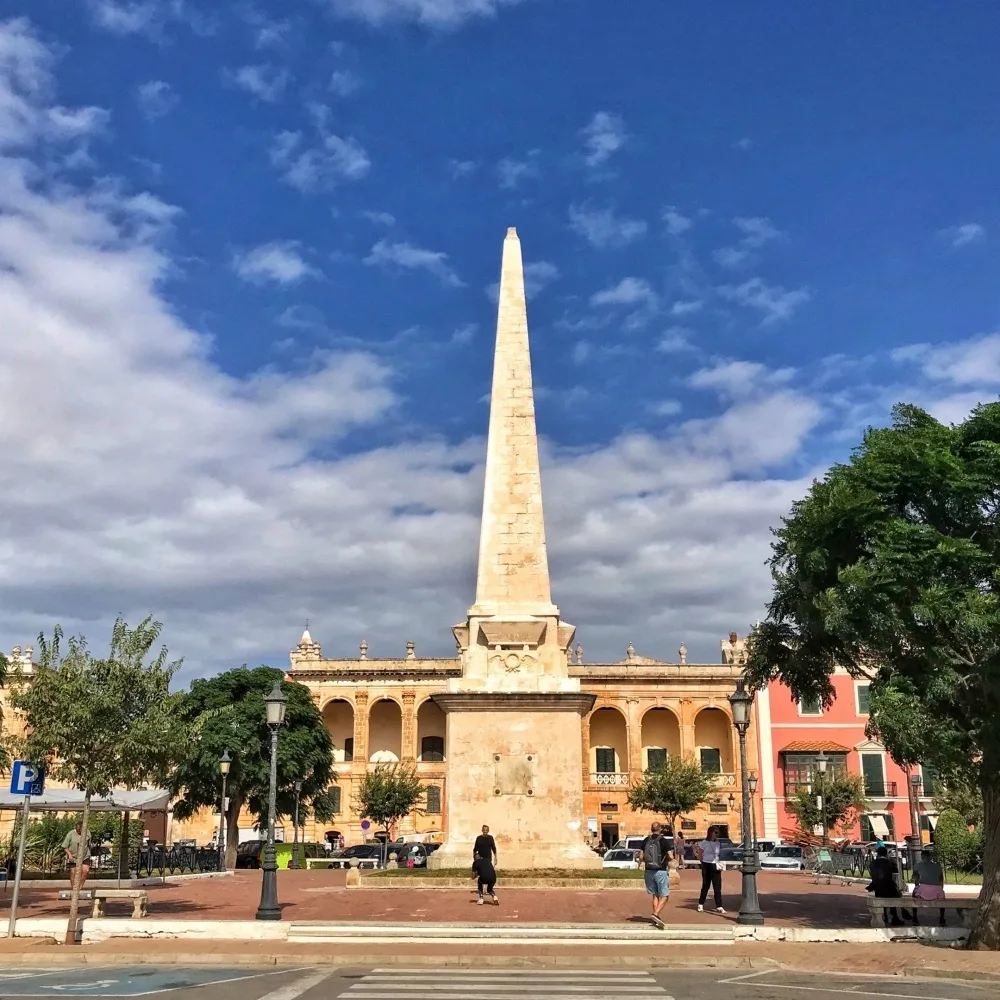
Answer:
[{"left": 10, "top": 760, "right": 44, "bottom": 796}]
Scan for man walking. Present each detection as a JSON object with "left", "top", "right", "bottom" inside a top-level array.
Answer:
[
  {"left": 473, "top": 825, "right": 497, "bottom": 866},
  {"left": 640, "top": 821, "right": 672, "bottom": 928},
  {"left": 62, "top": 821, "right": 91, "bottom": 887}
]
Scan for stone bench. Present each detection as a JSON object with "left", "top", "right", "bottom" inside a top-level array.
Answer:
[
  {"left": 90, "top": 889, "right": 148, "bottom": 918},
  {"left": 868, "top": 895, "right": 978, "bottom": 928}
]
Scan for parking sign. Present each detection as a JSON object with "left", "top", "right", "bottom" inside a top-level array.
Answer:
[{"left": 9, "top": 761, "right": 44, "bottom": 797}]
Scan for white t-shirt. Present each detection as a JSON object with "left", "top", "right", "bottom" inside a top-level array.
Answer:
[{"left": 698, "top": 839, "right": 721, "bottom": 865}]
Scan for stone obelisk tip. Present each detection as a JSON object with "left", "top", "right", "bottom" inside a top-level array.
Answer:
[{"left": 506, "top": 226, "right": 518, "bottom": 238}]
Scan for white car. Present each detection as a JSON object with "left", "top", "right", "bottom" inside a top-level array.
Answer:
[
  {"left": 759, "top": 845, "right": 807, "bottom": 871},
  {"left": 602, "top": 848, "right": 641, "bottom": 870}
]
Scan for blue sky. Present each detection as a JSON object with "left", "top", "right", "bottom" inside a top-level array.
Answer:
[{"left": 1, "top": 1, "right": 998, "bottom": 679}]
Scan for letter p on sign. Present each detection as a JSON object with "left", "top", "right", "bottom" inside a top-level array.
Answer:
[{"left": 10, "top": 761, "right": 44, "bottom": 796}]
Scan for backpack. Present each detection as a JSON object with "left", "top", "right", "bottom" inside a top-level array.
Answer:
[{"left": 643, "top": 836, "right": 664, "bottom": 868}]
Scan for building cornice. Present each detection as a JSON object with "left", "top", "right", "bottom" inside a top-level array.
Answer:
[{"left": 432, "top": 692, "right": 596, "bottom": 714}]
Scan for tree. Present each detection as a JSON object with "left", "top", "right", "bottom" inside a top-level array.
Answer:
[
  {"left": 169, "top": 666, "right": 335, "bottom": 870},
  {"left": 786, "top": 772, "right": 867, "bottom": 839},
  {"left": 935, "top": 809, "right": 980, "bottom": 874},
  {"left": 355, "top": 763, "right": 424, "bottom": 865},
  {"left": 744, "top": 402, "right": 1000, "bottom": 948},
  {"left": 10, "top": 617, "right": 185, "bottom": 944},
  {"left": 626, "top": 754, "right": 716, "bottom": 834},
  {"left": 934, "top": 776, "right": 985, "bottom": 830}
]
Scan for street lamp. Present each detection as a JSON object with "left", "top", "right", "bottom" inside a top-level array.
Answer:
[
  {"left": 728, "top": 678, "right": 763, "bottom": 925},
  {"left": 289, "top": 779, "right": 303, "bottom": 870},
  {"left": 748, "top": 772, "right": 759, "bottom": 847},
  {"left": 218, "top": 750, "right": 232, "bottom": 872},
  {"left": 255, "top": 681, "right": 287, "bottom": 921},
  {"left": 815, "top": 750, "right": 829, "bottom": 844}
]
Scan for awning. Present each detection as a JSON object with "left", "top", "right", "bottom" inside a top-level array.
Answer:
[
  {"left": 867, "top": 814, "right": 891, "bottom": 839},
  {"left": 0, "top": 789, "right": 170, "bottom": 813},
  {"left": 925, "top": 813, "right": 938, "bottom": 830},
  {"left": 780, "top": 741, "right": 851, "bottom": 753}
]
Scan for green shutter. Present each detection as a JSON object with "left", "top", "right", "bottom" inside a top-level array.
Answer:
[
  {"left": 861, "top": 753, "right": 885, "bottom": 796},
  {"left": 426, "top": 786, "right": 442, "bottom": 814},
  {"left": 856, "top": 684, "right": 871, "bottom": 714},
  {"left": 595, "top": 748, "right": 616, "bottom": 773},
  {"left": 646, "top": 748, "right": 667, "bottom": 772},
  {"left": 700, "top": 748, "right": 722, "bottom": 774}
]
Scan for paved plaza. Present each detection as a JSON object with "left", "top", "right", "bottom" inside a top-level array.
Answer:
[
  {"left": 0, "top": 871, "right": 886, "bottom": 927},
  {"left": 0, "top": 966, "right": 992, "bottom": 1000}
]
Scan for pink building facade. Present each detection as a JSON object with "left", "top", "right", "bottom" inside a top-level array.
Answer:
[{"left": 753, "top": 664, "right": 938, "bottom": 844}]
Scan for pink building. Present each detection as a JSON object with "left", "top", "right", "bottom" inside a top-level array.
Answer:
[{"left": 752, "top": 662, "right": 938, "bottom": 844}]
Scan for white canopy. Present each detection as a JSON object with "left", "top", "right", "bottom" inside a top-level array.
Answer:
[
  {"left": 867, "top": 814, "right": 891, "bottom": 840},
  {"left": 0, "top": 788, "right": 170, "bottom": 813}
]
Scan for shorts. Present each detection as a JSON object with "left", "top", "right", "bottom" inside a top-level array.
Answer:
[{"left": 644, "top": 869, "right": 669, "bottom": 897}]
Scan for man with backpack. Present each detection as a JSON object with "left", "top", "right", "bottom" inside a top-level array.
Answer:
[{"left": 640, "top": 821, "right": 672, "bottom": 928}]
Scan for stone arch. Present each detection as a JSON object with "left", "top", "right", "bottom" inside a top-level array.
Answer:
[
  {"left": 588, "top": 706, "right": 628, "bottom": 775},
  {"left": 321, "top": 698, "right": 355, "bottom": 763},
  {"left": 693, "top": 706, "right": 734, "bottom": 774},
  {"left": 416, "top": 699, "right": 446, "bottom": 761},
  {"left": 368, "top": 698, "right": 403, "bottom": 762},
  {"left": 640, "top": 706, "right": 681, "bottom": 770}
]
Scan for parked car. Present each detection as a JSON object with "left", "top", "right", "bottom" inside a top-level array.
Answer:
[
  {"left": 388, "top": 843, "right": 439, "bottom": 868},
  {"left": 602, "top": 849, "right": 641, "bottom": 870},
  {"left": 754, "top": 840, "right": 780, "bottom": 857},
  {"left": 759, "top": 845, "right": 808, "bottom": 871},
  {"left": 611, "top": 837, "right": 647, "bottom": 853},
  {"left": 234, "top": 840, "right": 324, "bottom": 869},
  {"left": 716, "top": 847, "right": 744, "bottom": 870},
  {"left": 327, "top": 844, "right": 383, "bottom": 870}
]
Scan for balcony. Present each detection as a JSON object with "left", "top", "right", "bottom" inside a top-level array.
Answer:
[
  {"left": 864, "top": 780, "right": 898, "bottom": 798},
  {"left": 590, "top": 772, "right": 630, "bottom": 787}
]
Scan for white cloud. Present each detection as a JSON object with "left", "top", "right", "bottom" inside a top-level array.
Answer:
[
  {"left": 688, "top": 360, "right": 795, "bottom": 399},
  {"left": 657, "top": 327, "right": 692, "bottom": 353},
  {"left": 329, "top": 69, "right": 361, "bottom": 96},
  {"left": 364, "top": 239, "right": 463, "bottom": 287},
  {"left": 233, "top": 241, "right": 319, "bottom": 285},
  {"left": 568, "top": 204, "right": 647, "bottom": 249},
  {"left": 580, "top": 111, "right": 626, "bottom": 167},
  {"left": 650, "top": 399, "right": 682, "bottom": 417},
  {"left": 320, "top": 0, "right": 528, "bottom": 28},
  {"left": 734, "top": 137, "right": 753, "bottom": 151},
  {"left": 663, "top": 207, "right": 692, "bottom": 237},
  {"left": 718, "top": 277, "right": 810, "bottom": 324},
  {"left": 363, "top": 210, "right": 395, "bottom": 227},
  {"left": 449, "top": 159, "right": 477, "bottom": 178},
  {"left": 714, "top": 216, "right": 784, "bottom": 269},
  {"left": 225, "top": 64, "right": 290, "bottom": 103},
  {"left": 571, "top": 341, "right": 590, "bottom": 365},
  {"left": 496, "top": 156, "right": 537, "bottom": 190},
  {"left": 671, "top": 299, "right": 702, "bottom": 317},
  {"left": 136, "top": 80, "right": 177, "bottom": 120},
  {"left": 590, "top": 277, "right": 657, "bottom": 309},
  {"left": 87, "top": 1, "right": 212, "bottom": 38},
  {"left": 451, "top": 323, "right": 477, "bottom": 345},
  {"left": 940, "top": 223, "right": 986, "bottom": 249},
  {"left": 524, "top": 261, "right": 560, "bottom": 296},
  {"left": 713, "top": 246, "right": 749, "bottom": 268},
  {"left": 892, "top": 332, "right": 1000, "bottom": 387},
  {"left": 270, "top": 121, "right": 370, "bottom": 192}
]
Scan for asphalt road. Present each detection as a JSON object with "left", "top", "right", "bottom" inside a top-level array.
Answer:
[{"left": 0, "top": 967, "right": 992, "bottom": 1000}]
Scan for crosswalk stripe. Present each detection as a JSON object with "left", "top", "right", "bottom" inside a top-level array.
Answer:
[
  {"left": 350, "top": 985, "right": 661, "bottom": 992},
  {"left": 370, "top": 970, "right": 651, "bottom": 977},
  {"left": 344, "top": 994, "right": 669, "bottom": 1000},
  {"left": 358, "top": 980, "right": 653, "bottom": 986}
]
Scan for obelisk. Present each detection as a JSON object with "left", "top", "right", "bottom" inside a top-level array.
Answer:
[{"left": 430, "top": 229, "right": 599, "bottom": 869}]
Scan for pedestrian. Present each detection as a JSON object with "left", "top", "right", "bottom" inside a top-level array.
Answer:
[
  {"left": 695, "top": 826, "right": 725, "bottom": 913},
  {"left": 866, "top": 846, "right": 910, "bottom": 926},
  {"left": 640, "top": 821, "right": 672, "bottom": 928},
  {"left": 62, "top": 821, "right": 91, "bottom": 887},
  {"left": 473, "top": 824, "right": 497, "bottom": 867},
  {"left": 912, "top": 849, "right": 947, "bottom": 926},
  {"left": 472, "top": 851, "right": 498, "bottom": 905},
  {"left": 672, "top": 828, "right": 686, "bottom": 876}
]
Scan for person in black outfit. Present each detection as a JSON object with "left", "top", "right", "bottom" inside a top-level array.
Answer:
[
  {"left": 473, "top": 851, "right": 498, "bottom": 905},
  {"left": 473, "top": 825, "right": 497, "bottom": 866},
  {"left": 867, "top": 846, "right": 911, "bottom": 926}
]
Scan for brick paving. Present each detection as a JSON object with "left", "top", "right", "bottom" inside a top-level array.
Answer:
[{"left": 0, "top": 870, "right": 880, "bottom": 928}]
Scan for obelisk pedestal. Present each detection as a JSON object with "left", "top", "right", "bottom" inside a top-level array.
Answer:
[{"left": 429, "top": 228, "right": 600, "bottom": 870}]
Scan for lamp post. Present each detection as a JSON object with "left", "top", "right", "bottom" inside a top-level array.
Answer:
[
  {"left": 255, "top": 681, "right": 287, "bottom": 921},
  {"left": 815, "top": 750, "right": 829, "bottom": 845},
  {"left": 728, "top": 678, "right": 763, "bottom": 925},
  {"left": 748, "top": 772, "right": 759, "bottom": 848},
  {"left": 289, "top": 779, "right": 303, "bottom": 870},
  {"left": 218, "top": 750, "right": 232, "bottom": 872}
]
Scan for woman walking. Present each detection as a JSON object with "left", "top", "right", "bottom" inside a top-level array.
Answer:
[{"left": 695, "top": 827, "right": 725, "bottom": 913}]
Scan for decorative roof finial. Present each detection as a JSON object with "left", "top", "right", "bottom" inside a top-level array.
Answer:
[
  {"left": 626, "top": 642, "right": 635, "bottom": 661},
  {"left": 406, "top": 640, "right": 415, "bottom": 659},
  {"left": 678, "top": 643, "right": 688, "bottom": 664},
  {"left": 575, "top": 643, "right": 583, "bottom": 664},
  {"left": 359, "top": 639, "right": 368, "bottom": 660}
]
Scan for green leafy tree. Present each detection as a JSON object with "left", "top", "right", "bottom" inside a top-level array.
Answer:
[
  {"left": 935, "top": 808, "right": 982, "bottom": 875},
  {"left": 169, "top": 666, "right": 335, "bottom": 870},
  {"left": 626, "top": 754, "right": 716, "bottom": 835},
  {"left": 786, "top": 772, "right": 867, "bottom": 839},
  {"left": 744, "top": 402, "right": 1000, "bottom": 948},
  {"left": 355, "top": 763, "right": 425, "bottom": 865},
  {"left": 11, "top": 617, "right": 185, "bottom": 944},
  {"left": 934, "top": 777, "right": 985, "bottom": 830}
]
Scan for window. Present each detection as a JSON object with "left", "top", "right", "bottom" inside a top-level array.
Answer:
[
  {"left": 861, "top": 753, "right": 886, "bottom": 797},
  {"left": 421, "top": 736, "right": 445, "bottom": 762},
  {"left": 799, "top": 694, "right": 822, "bottom": 716},
  {"left": 860, "top": 813, "right": 895, "bottom": 842},
  {"left": 782, "top": 752, "right": 849, "bottom": 797},
  {"left": 920, "top": 765, "right": 936, "bottom": 797},
  {"left": 425, "top": 785, "right": 441, "bottom": 814},
  {"left": 699, "top": 748, "right": 722, "bottom": 774},
  {"left": 599, "top": 802, "right": 619, "bottom": 812},
  {"left": 595, "top": 748, "right": 617, "bottom": 773},
  {"left": 856, "top": 683, "right": 871, "bottom": 715},
  {"left": 646, "top": 748, "right": 667, "bottom": 772},
  {"left": 343, "top": 738, "right": 354, "bottom": 763},
  {"left": 329, "top": 786, "right": 342, "bottom": 815}
]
